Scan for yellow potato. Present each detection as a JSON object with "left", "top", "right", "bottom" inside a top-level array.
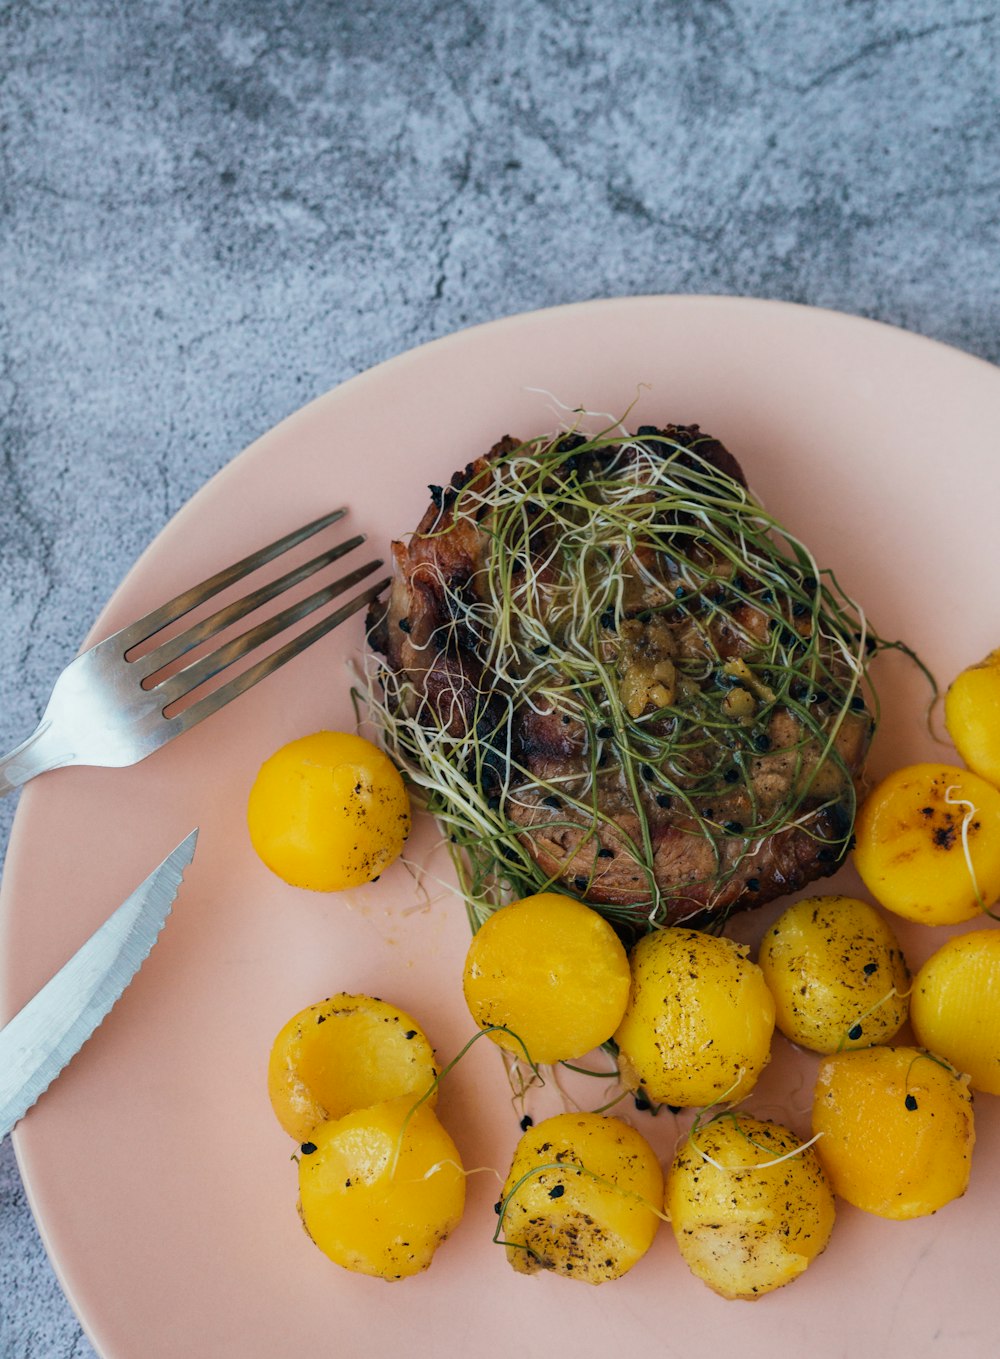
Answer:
[
  {"left": 665, "top": 1114, "right": 835, "bottom": 1300},
  {"left": 758, "top": 895, "right": 910, "bottom": 1054},
  {"left": 811, "top": 1045, "right": 975, "bottom": 1219},
  {"left": 498, "top": 1112, "right": 663, "bottom": 1283},
  {"left": 248, "top": 730, "right": 410, "bottom": 891},
  {"left": 297, "top": 1095, "right": 465, "bottom": 1280},
  {"left": 853, "top": 762, "right": 1000, "bottom": 924},
  {"left": 945, "top": 648, "right": 1000, "bottom": 787},
  {"left": 613, "top": 927, "right": 774, "bottom": 1107},
  {"left": 462, "top": 893, "right": 631, "bottom": 1064},
  {"left": 267, "top": 993, "right": 438, "bottom": 1142},
  {"left": 910, "top": 929, "right": 1000, "bottom": 1095}
]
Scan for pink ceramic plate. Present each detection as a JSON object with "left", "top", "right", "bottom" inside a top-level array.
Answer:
[{"left": 3, "top": 297, "right": 999, "bottom": 1358}]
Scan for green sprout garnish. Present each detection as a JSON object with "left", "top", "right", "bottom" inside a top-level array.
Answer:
[{"left": 366, "top": 424, "right": 926, "bottom": 932}]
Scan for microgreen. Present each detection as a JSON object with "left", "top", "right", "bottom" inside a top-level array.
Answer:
[
  {"left": 943, "top": 784, "right": 1000, "bottom": 920},
  {"left": 388, "top": 1024, "right": 542, "bottom": 1179},
  {"left": 687, "top": 1108, "right": 825, "bottom": 1172},
  {"left": 835, "top": 984, "right": 912, "bottom": 1052},
  {"left": 492, "top": 1157, "right": 671, "bottom": 1262},
  {"left": 367, "top": 425, "right": 912, "bottom": 931}
]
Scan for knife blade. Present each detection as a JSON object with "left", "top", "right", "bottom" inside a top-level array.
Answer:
[{"left": 0, "top": 828, "right": 198, "bottom": 1139}]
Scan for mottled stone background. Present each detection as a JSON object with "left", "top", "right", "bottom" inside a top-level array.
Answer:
[{"left": 1, "top": 1, "right": 998, "bottom": 1354}]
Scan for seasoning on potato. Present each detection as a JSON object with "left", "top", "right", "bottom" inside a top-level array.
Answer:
[
  {"left": 910, "top": 929, "right": 1000, "bottom": 1095},
  {"left": 247, "top": 730, "right": 410, "bottom": 891},
  {"left": 665, "top": 1114, "right": 835, "bottom": 1300},
  {"left": 297, "top": 1095, "right": 465, "bottom": 1280},
  {"left": 461, "top": 892, "right": 631, "bottom": 1064},
  {"left": 758, "top": 895, "right": 910, "bottom": 1054},
  {"left": 497, "top": 1112, "right": 663, "bottom": 1283},
  {"left": 613, "top": 927, "right": 775, "bottom": 1108},
  {"left": 944, "top": 648, "right": 1000, "bottom": 788},
  {"left": 811, "top": 1045, "right": 975, "bottom": 1220},
  {"left": 852, "top": 762, "right": 1000, "bottom": 924},
  {"left": 267, "top": 993, "right": 438, "bottom": 1142}
]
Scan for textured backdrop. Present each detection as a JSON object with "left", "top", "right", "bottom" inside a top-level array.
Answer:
[{"left": 2, "top": 2, "right": 999, "bottom": 1355}]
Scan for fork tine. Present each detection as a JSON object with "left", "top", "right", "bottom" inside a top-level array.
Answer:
[
  {"left": 154, "top": 559, "right": 385, "bottom": 707},
  {"left": 133, "top": 534, "right": 367, "bottom": 674},
  {"left": 166, "top": 575, "right": 391, "bottom": 734},
  {"left": 112, "top": 509, "right": 348, "bottom": 653}
]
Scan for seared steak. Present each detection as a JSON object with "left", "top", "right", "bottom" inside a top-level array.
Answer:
[{"left": 367, "top": 426, "right": 874, "bottom": 930}]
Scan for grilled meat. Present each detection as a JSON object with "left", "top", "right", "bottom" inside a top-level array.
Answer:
[{"left": 367, "top": 425, "right": 873, "bottom": 929}]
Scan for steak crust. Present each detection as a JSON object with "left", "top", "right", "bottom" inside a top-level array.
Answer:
[{"left": 368, "top": 426, "right": 873, "bottom": 929}]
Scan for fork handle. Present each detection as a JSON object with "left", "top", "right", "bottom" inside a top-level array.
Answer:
[{"left": 0, "top": 722, "right": 67, "bottom": 797}]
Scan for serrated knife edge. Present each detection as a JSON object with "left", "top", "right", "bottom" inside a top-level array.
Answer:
[{"left": 0, "top": 829, "right": 198, "bottom": 1139}]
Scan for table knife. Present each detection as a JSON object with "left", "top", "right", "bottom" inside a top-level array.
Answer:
[{"left": 0, "top": 828, "right": 198, "bottom": 1139}]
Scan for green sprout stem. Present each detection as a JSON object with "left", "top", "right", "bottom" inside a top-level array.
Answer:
[
  {"left": 389, "top": 1024, "right": 542, "bottom": 1179},
  {"left": 687, "top": 1108, "right": 825, "bottom": 1172},
  {"left": 943, "top": 784, "right": 1000, "bottom": 921},
  {"left": 492, "top": 1158, "right": 671, "bottom": 1261},
  {"left": 367, "top": 424, "right": 928, "bottom": 931}
]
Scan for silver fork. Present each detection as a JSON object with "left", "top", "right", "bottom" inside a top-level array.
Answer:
[{"left": 0, "top": 510, "right": 389, "bottom": 796}]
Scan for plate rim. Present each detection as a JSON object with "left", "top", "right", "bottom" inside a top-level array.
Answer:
[{"left": 5, "top": 291, "right": 1000, "bottom": 1358}]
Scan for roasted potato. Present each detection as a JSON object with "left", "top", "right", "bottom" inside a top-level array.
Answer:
[
  {"left": 267, "top": 993, "right": 438, "bottom": 1142},
  {"left": 811, "top": 1045, "right": 975, "bottom": 1219},
  {"left": 910, "top": 928, "right": 1000, "bottom": 1094},
  {"left": 853, "top": 762, "right": 1000, "bottom": 924},
  {"left": 665, "top": 1114, "right": 835, "bottom": 1300},
  {"left": 498, "top": 1112, "right": 663, "bottom": 1283},
  {"left": 613, "top": 927, "right": 775, "bottom": 1107},
  {"left": 248, "top": 730, "right": 410, "bottom": 891},
  {"left": 758, "top": 895, "right": 910, "bottom": 1054},
  {"left": 297, "top": 1095, "right": 465, "bottom": 1280},
  {"left": 945, "top": 648, "right": 1000, "bottom": 788},
  {"left": 462, "top": 892, "right": 631, "bottom": 1064}
]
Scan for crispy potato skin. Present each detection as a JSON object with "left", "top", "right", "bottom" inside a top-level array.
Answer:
[
  {"left": 758, "top": 895, "right": 910, "bottom": 1054},
  {"left": 613, "top": 927, "right": 774, "bottom": 1107},
  {"left": 811, "top": 1046, "right": 975, "bottom": 1219},
  {"left": 267, "top": 993, "right": 438, "bottom": 1142},
  {"left": 665, "top": 1115, "right": 835, "bottom": 1300},
  {"left": 499, "top": 1112, "right": 663, "bottom": 1283}
]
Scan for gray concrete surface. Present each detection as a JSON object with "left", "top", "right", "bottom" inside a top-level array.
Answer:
[{"left": 2, "top": 1, "right": 999, "bottom": 1355}]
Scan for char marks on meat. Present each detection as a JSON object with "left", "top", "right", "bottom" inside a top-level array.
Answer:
[{"left": 368, "top": 425, "right": 874, "bottom": 929}]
